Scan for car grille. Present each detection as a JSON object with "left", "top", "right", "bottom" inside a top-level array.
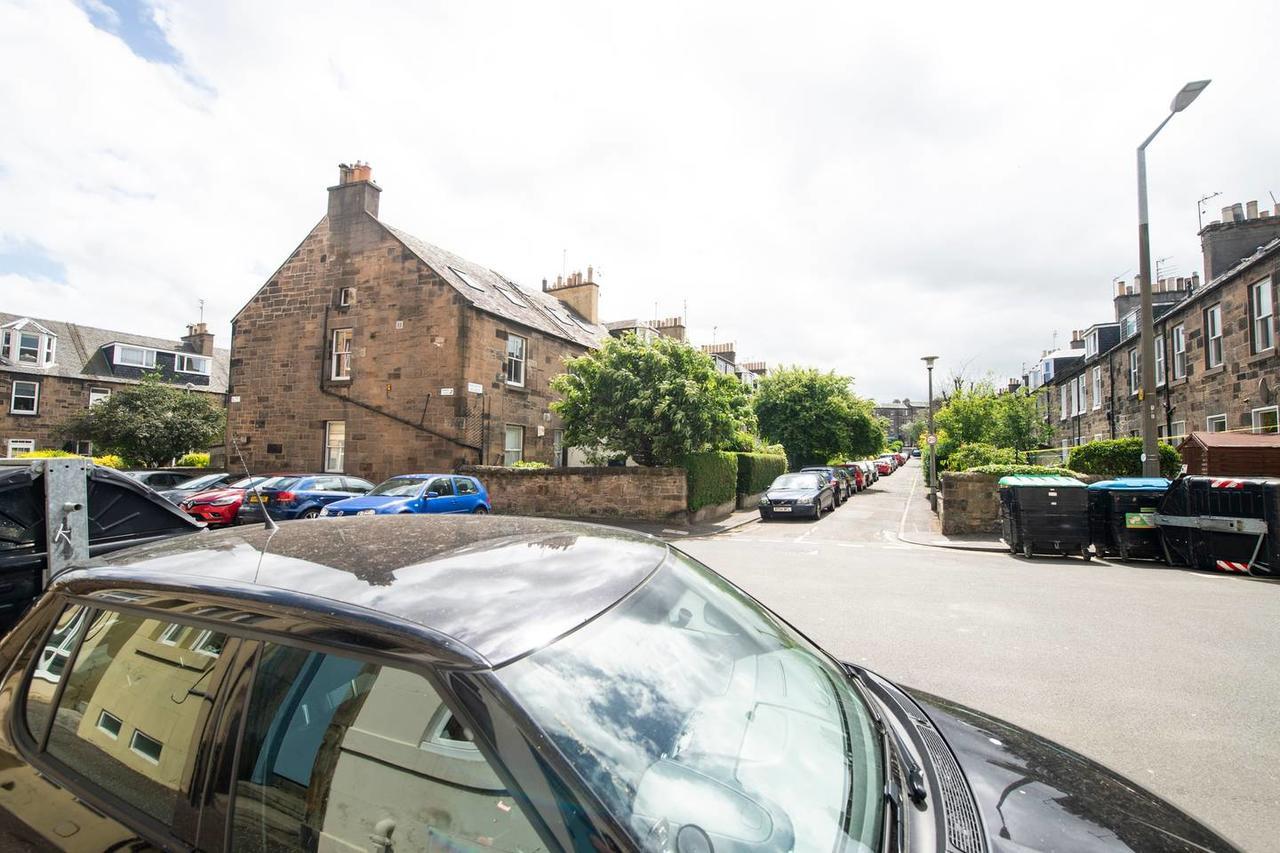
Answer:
[
  {"left": 769, "top": 498, "right": 796, "bottom": 506},
  {"left": 327, "top": 509, "right": 345, "bottom": 517},
  {"left": 918, "top": 725, "right": 985, "bottom": 853}
]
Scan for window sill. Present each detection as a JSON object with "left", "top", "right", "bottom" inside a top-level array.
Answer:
[
  {"left": 1245, "top": 350, "right": 1276, "bottom": 367},
  {"left": 330, "top": 376, "right": 352, "bottom": 383},
  {"left": 8, "top": 410, "right": 38, "bottom": 416},
  {"left": 1203, "top": 364, "right": 1227, "bottom": 377}
]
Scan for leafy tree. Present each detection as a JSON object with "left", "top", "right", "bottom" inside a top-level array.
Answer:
[
  {"left": 989, "top": 389, "right": 1051, "bottom": 454},
  {"left": 903, "top": 419, "right": 927, "bottom": 446},
  {"left": 60, "top": 373, "right": 225, "bottom": 468},
  {"left": 550, "top": 334, "right": 753, "bottom": 466},
  {"left": 753, "top": 367, "right": 883, "bottom": 468}
]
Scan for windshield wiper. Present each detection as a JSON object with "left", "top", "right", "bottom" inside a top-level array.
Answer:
[{"left": 843, "top": 665, "right": 927, "bottom": 804}]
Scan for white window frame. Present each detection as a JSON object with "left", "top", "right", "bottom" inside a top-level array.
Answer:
[
  {"left": 1170, "top": 420, "right": 1186, "bottom": 441},
  {"left": 1091, "top": 366, "right": 1102, "bottom": 410},
  {"left": 10, "top": 380, "right": 39, "bottom": 415},
  {"left": 1206, "top": 413, "right": 1227, "bottom": 433},
  {"left": 1205, "top": 304, "right": 1223, "bottom": 368},
  {"left": 89, "top": 387, "right": 111, "bottom": 407},
  {"left": 74, "top": 440, "right": 92, "bottom": 456},
  {"left": 339, "top": 286, "right": 356, "bottom": 306},
  {"left": 1128, "top": 348, "right": 1140, "bottom": 396},
  {"left": 325, "top": 420, "right": 346, "bottom": 473},
  {"left": 1252, "top": 406, "right": 1279, "bottom": 435},
  {"left": 191, "top": 629, "right": 224, "bottom": 657},
  {"left": 129, "top": 729, "right": 163, "bottom": 764},
  {"left": 331, "top": 329, "right": 353, "bottom": 380},
  {"left": 552, "top": 428, "right": 565, "bottom": 467},
  {"left": 6, "top": 438, "right": 35, "bottom": 458},
  {"left": 503, "top": 424, "right": 524, "bottom": 466},
  {"left": 1085, "top": 330, "right": 1098, "bottom": 358},
  {"left": 1172, "top": 325, "right": 1186, "bottom": 379},
  {"left": 113, "top": 344, "right": 157, "bottom": 368},
  {"left": 17, "top": 331, "right": 41, "bottom": 364},
  {"left": 175, "top": 354, "right": 211, "bottom": 375},
  {"left": 158, "top": 623, "right": 186, "bottom": 646},
  {"left": 1154, "top": 333, "right": 1165, "bottom": 387},
  {"left": 505, "top": 334, "right": 526, "bottom": 387},
  {"left": 1251, "top": 278, "right": 1274, "bottom": 354},
  {"left": 1059, "top": 384, "right": 1068, "bottom": 421},
  {"left": 96, "top": 710, "right": 123, "bottom": 740}
]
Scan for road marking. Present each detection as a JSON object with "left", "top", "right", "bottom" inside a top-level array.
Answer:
[{"left": 897, "top": 466, "right": 920, "bottom": 541}]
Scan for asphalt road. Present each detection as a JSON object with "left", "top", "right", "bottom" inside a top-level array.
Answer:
[{"left": 678, "top": 460, "right": 1280, "bottom": 852}]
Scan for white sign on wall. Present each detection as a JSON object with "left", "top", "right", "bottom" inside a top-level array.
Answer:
[
  {"left": 467, "top": 382, "right": 484, "bottom": 394},
  {"left": 439, "top": 388, "right": 455, "bottom": 396}
]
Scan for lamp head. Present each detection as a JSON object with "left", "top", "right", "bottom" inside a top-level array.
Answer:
[
  {"left": 921, "top": 356, "right": 939, "bottom": 368},
  {"left": 1170, "top": 80, "right": 1210, "bottom": 113}
]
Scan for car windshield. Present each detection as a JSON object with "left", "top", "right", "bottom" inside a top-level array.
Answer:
[
  {"left": 259, "top": 476, "right": 300, "bottom": 491},
  {"left": 773, "top": 474, "right": 820, "bottom": 490},
  {"left": 498, "top": 552, "right": 884, "bottom": 852},
  {"left": 368, "top": 477, "right": 425, "bottom": 497},
  {"left": 174, "top": 473, "right": 225, "bottom": 490},
  {"left": 228, "top": 476, "right": 270, "bottom": 489}
]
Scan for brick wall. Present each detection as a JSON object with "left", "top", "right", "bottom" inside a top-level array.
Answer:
[
  {"left": 460, "top": 465, "right": 686, "bottom": 521},
  {"left": 940, "top": 471, "right": 1104, "bottom": 536}
]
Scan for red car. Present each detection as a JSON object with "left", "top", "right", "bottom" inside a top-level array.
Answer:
[
  {"left": 178, "top": 475, "right": 280, "bottom": 526},
  {"left": 836, "top": 462, "right": 866, "bottom": 491},
  {"left": 875, "top": 459, "right": 893, "bottom": 476},
  {"left": 895, "top": 452, "right": 909, "bottom": 467}
]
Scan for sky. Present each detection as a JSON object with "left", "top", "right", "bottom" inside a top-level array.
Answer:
[{"left": 1, "top": 0, "right": 1277, "bottom": 403}]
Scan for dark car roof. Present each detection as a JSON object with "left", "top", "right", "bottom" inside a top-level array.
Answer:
[{"left": 66, "top": 516, "right": 668, "bottom": 668}]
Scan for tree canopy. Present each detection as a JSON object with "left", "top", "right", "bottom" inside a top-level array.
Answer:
[
  {"left": 550, "top": 334, "right": 754, "bottom": 466},
  {"left": 752, "top": 367, "right": 884, "bottom": 468},
  {"left": 932, "top": 381, "right": 1050, "bottom": 466},
  {"left": 61, "top": 373, "right": 226, "bottom": 468}
]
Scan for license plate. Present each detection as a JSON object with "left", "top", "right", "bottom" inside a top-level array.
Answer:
[
  {"left": 247, "top": 495, "right": 266, "bottom": 504},
  {"left": 774, "top": 506, "right": 792, "bottom": 512}
]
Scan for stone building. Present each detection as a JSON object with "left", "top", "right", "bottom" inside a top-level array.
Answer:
[
  {"left": 0, "top": 313, "right": 227, "bottom": 458},
  {"left": 225, "top": 163, "right": 608, "bottom": 483},
  {"left": 874, "top": 398, "right": 929, "bottom": 441},
  {"left": 1044, "top": 198, "right": 1280, "bottom": 454}
]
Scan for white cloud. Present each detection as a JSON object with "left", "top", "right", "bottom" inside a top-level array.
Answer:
[{"left": 1, "top": 0, "right": 1277, "bottom": 401}]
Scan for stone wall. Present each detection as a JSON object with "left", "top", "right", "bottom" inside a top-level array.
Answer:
[
  {"left": 460, "top": 465, "right": 687, "bottom": 521},
  {"left": 940, "top": 471, "right": 1103, "bottom": 536}
]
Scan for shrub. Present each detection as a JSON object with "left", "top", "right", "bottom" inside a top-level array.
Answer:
[
  {"left": 763, "top": 443, "right": 787, "bottom": 458},
  {"left": 947, "top": 442, "right": 1020, "bottom": 471},
  {"left": 93, "top": 454, "right": 124, "bottom": 469},
  {"left": 965, "top": 464, "right": 1085, "bottom": 479},
  {"left": 683, "top": 451, "right": 738, "bottom": 511},
  {"left": 510, "top": 460, "right": 550, "bottom": 470},
  {"left": 889, "top": 439, "right": 904, "bottom": 452},
  {"left": 1068, "top": 437, "right": 1181, "bottom": 479},
  {"left": 16, "top": 449, "right": 79, "bottom": 459},
  {"left": 177, "top": 451, "right": 210, "bottom": 468},
  {"left": 735, "top": 453, "right": 787, "bottom": 496}
]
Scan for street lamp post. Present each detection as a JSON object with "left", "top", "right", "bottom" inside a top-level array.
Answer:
[
  {"left": 1136, "top": 79, "right": 1210, "bottom": 476},
  {"left": 923, "top": 356, "right": 939, "bottom": 512}
]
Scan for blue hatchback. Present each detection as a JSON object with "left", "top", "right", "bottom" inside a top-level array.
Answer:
[
  {"left": 320, "top": 474, "right": 491, "bottom": 517},
  {"left": 235, "top": 474, "right": 377, "bottom": 523}
]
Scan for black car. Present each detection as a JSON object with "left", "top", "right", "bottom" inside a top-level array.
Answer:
[
  {"left": 121, "top": 470, "right": 193, "bottom": 491},
  {"left": 0, "top": 517, "right": 1239, "bottom": 852},
  {"left": 157, "top": 471, "right": 238, "bottom": 504},
  {"left": 801, "top": 466, "right": 850, "bottom": 504},
  {"left": 759, "top": 472, "right": 834, "bottom": 519}
]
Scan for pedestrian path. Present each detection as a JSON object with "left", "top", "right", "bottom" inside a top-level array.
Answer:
[{"left": 895, "top": 465, "right": 1008, "bottom": 552}]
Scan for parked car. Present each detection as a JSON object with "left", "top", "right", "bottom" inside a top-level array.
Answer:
[
  {"left": 321, "top": 474, "right": 491, "bottom": 516},
  {"left": 235, "top": 474, "right": 376, "bottom": 523},
  {"left": 759, "top": 472, "right": 834, "bottom": 519},
  {"left": 911, "top": 447, "right": 922, "bottom": 458},
  {"left": 875, "top": 458, "right": 894, "bottom": 476},
  {"left": 0, "top": 516, "right": 1240, "bottom": 852},
  {"left": 177, "top": 475, "right": 276, "bottom": 526},
  {"left": 801, "top": 466, "right": 850, "bottom": 504},
  {"left": 877, "top": 453, "right": 900, "bottom": 473},
  {"left": 895, "top": 451, "right": 909, "bottom": 467},
  {"left": 859, "top": 459, "right": 878, "bottom": 484},
  {"left": 836, "top": 462, "right": 866, "bottom": 491},
  {"left": 157, "top": 471, "right": 237, "bottom": 504},
  {"left": 121, "top": 470, "right": 192, "bottom": 490}
]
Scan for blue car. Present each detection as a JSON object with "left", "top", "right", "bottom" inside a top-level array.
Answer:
[
  {"left": 235, "top": 474, "right": 377, "bottom": 523},
  {"left": 320, "top": 473, "right": 490, "bottom": 517}
]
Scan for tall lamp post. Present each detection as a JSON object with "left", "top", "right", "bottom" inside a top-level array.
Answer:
[
  {"left": 923, "top": 356, "right": 939, "bottom": 511},
  {"left": 1137, "top": 79, "right": 1210, "bottom": 476}
]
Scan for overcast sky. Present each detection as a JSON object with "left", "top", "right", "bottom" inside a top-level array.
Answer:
[{"left": 2, "top": 0, "right": 1277, "bottom": 402}]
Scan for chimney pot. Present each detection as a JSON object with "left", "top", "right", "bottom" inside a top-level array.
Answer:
[
  {"left": 1246, "top": 200, "right": 1260, "bottom": 220},
  {"left": 1222, "top": 205, "right": 1236, "bottom": 223}
]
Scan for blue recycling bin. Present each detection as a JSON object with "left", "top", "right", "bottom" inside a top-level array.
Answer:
[{"left": 1086, "top": 478, "right": 1170, "bottom": 560}]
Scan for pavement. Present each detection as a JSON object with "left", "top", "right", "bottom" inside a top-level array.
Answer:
[
  {"left": 562, "top": 506, "right": 760, "bottom": 539},
  {"left": 895, "top": 465, "right": 1009, "bottom": 552},
  {"left": 672, "top": 458, "right": 1280, "bottom": 852}
]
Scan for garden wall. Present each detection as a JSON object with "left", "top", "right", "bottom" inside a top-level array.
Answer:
[
  {"left": 940, "top": 471, "right": 1104, "bottom": 535},
  {"left": 459, "top": 465, "right": 687, "bottom": 521}
]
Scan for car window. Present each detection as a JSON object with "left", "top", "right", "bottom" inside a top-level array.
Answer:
[
  {"left": 261, "top": 476, "right": 300, "bottom": 491},
  {"left": 175, "top": 473, "right": 224, "bottom": 491},
  {"left": 312, "top": 476, "right": 345, "bottom": 491},
  {"left": 455, "top": 478, "right": 477, "bottom": 495},
  {"left": 367, "top": 477, "right": 422, "bottom": 497},
  {"left": 228, "top": 642, "right": 542, "bottom": 852},
  {"left": 26, "top": 604, "right": 89, "bottom": 740},
  {"left": 429, "top": 477, "right": 455, "bottom": 497},
  {"left": 343, "top": 477, "right": 374, "bottom": 493},
  {"left": 26, "top": 608, "right": 235, "bottom": 833}
]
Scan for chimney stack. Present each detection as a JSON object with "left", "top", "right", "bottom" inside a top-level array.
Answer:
[
  {"left": 1201, "top": 197, "right": 1280, "bottom": 280},
  {"left": 545, "top": 266, "right": 600, "bottom": 325},
  {"left": 653, "top": 316, "right": 686, "bottom": 342},
  {"left": 327, "top": 160, "right": 381, "bottom": 225},
  {"left": 182, "top": 322, "right": 215, "bottom": 356}
]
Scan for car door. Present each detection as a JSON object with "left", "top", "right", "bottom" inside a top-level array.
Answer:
[
  {"left": 341, "top": 477, "right": 374, "bottom": 495},
  {"left": 308, "top": 475, "right": 354, "bottom": 512},
  {"left": 426, "top": 476, "right": 462, "bottom": 513},
  {"left": 452, "top": 477, "right": 482, "bottom": 511}
]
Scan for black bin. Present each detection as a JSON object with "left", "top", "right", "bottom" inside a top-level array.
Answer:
[
  {"left": 999, "top": 475, "right": 1091, "bottom": 559},
  {"left": 1156, "top": 476, "right": 1280, "bottom": 576},
  {"left": 0, "top": 463, "right": 202, "bottom": 633},
  {"left": 1086, "top": 478, "right": 1170, "bottom": 560}
]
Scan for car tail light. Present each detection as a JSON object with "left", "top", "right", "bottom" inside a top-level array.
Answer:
[{"left": 275, "top": 491, "right": 296, "bottom": 504}]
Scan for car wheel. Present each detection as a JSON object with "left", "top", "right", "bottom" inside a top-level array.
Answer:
[
  {"left": 1023, "top": 541, "right": 1033, "bottom": 559},
  {"left": 1080, "top": 545, "right": 1092, "bottom": 561},
  {"left": 472, "top": 505, "right": 489, "bottom": 514},
  {"left": 300, "top": 509, "right": 320, "bottom": 520}
]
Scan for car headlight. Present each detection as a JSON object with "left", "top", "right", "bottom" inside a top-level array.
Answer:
[
  {"left": 795, "top": 497, "right": 814, "bottom": 505},
  {"left": 319, "top": 507, "right": 330, "bottom": 516},
  {"left": 358, "top": 509, "right": 376, "bottom": 516},
  {"left": 758, "top": 497, "right": 770, "bottom": 505},
  {"left": 211, "top": 496, "right": 237, "bottom": 506}
]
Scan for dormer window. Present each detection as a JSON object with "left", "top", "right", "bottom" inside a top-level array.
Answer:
[
  {"left": 113, "top": 344, "right": 157, "bottom": 368},
  {"left": 176, "top": 354, "right": 211, "bottom": 375},
  {"left": 1, "top": 319, "right": 57, "bottom": 367},
  {"left": 1085, "top": 330, "right": 1099, "bottom": 359}
]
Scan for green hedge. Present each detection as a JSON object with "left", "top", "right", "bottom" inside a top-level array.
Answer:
[
  {"left": 177, "top": 451, "right": 210, "bottom": 468},
  {"left": 1067, "top": 437, "right": 1181, "bottom": 479},
  {"left": 946, "top": 442, "right": 1020, "bottom": 471},
  {"left": 734, "top": 452, "right": 787, "bottom": 496},
  {"left": 684, "top": 451, "right": 738, "bottom": 511},
  {"left": 966, "top": 464, "right": 1085, "bottom": 478}
]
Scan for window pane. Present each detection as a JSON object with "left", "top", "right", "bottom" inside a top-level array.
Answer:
[
  {"left": 230, "top": 645, "right": 539, "bottom": 852},
  {"left": 26, "top": 605, "right": 90, "bottom": 741},
  {"left": 43, "top": 611, "right": 231, "bottom": 826}
]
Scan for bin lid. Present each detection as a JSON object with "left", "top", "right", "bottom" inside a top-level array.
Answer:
[
  {"left": 1086, "top": 477, "right": 1171, "bottom": 490},
  {"left": 997, "top": 475, "right": 1087, "bottom": 487}
]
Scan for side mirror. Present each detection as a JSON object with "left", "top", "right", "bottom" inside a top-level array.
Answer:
[{"left": 426, "top": 491, "right": 439, "bottom": 499}]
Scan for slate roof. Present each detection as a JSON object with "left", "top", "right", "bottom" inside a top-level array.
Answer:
[
  {"left": 0, "top": 311, "right": 229, "bottom": 392},
  {"left": 384, "top": 224, "right": 609, "bottom": 349}
]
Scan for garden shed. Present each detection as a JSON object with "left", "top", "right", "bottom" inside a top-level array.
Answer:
[{"left": 1177, "top": 431, "right": 1280, "bottom": 477}]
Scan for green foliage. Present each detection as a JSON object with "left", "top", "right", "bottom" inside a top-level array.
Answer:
[
  {"left": 889, "top": 439, "right": 904, "bottom": 452},
  {"left": 967, "top": 464, "right": 1085, "bottom": 478},
  {"left": 946, "top": 442, "right": 1020, "bottom": 471},
  {"left": 1067, "top": 437, "right": 1181, "bottom": 479},
  {"left": 683, "top": 450, "right": 738, "bottom": 511},
  {"left": 903, "top": 419, "right": 927, "bottom": 446},
  {"left": 551, "top": 335, "right": 753, "bottom": 467},
  {"left": 510, "top": 460, "right": 550, "bottom": 469},
  {"left": 93, "top": 454, "right": 124, "bottom": 469},
  {"left": 15, "top": 449, "right": 79, "bottom": 459},
  {"left": 753, "top": 367, "right": 884, "bottom": 468},
  {"left": 735, "top": 453, "right": 787, "bottom": 496},
  {"left": 59, "top": 374, "right": 225, "bottom": 469},
  {"left": 931, "top": 383, "right": 1050, "bottom": 472},
  {"left": 177, "top": 452, "right": 210, "bottom": 468},
  {"left": 762, "top": 443, "right": 787, "bottom": 458}
]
